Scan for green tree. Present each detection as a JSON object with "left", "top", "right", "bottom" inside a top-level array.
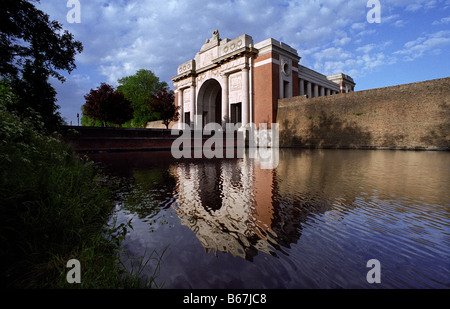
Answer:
[
  {"left": 149, "top": 87, "right": 179, "bottom": 129},
  {"left": 0, "top": 0, "right": 83, "bottom": 131},
  {"left": 117, "top": 69, "right": 168, "bottom": 128},
  {"left": 80, "top": 106, "right": 105, "bottom": 127},
  {"left": 12, "top": 59, "right": 64, "bottom": 131},
  {"left": 0, "top": 80, "right": 19, "bottom": 109},
  {"left": 82, "top": 83, "right": 134, "bottom": 127}
]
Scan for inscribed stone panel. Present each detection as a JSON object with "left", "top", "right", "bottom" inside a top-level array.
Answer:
[
  {"left": 183, "top": 88, "right": 191, "bottom": 112},
  {"left": 229, "top": 72, "right": 243, "bottom": 104}
]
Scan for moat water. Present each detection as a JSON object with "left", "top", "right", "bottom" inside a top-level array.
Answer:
[{"left": 89, "top": 149, "right": 450, "bottom": 289}]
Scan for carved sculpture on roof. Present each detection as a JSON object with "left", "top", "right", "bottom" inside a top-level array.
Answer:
[{"left": 201, "top": 30, "right": 221, "bottom": 52}]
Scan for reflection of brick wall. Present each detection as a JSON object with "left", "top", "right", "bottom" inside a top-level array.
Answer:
[{"left": 278, "top": 77, "right": 450, "bottom": 150}]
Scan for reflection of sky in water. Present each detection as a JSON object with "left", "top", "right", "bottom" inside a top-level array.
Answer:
[{"left": 91, "top": 149, "right": 450, "bottom": 288}]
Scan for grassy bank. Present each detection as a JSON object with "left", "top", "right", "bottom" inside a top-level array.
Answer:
[{"left": 0, "top": 104, "right": 160, "bottom": 288}]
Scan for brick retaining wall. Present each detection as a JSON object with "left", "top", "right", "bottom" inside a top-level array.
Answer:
[
  {"left": 277, "top": 77, "right": 450, "bottom": 150},
  {"left": 64, "top": 126, "right": 242, "bottom": 152}
]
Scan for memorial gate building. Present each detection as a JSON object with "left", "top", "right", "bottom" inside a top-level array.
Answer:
[{"left": 171, "top": 30, "right": 355, "bottom": 130}]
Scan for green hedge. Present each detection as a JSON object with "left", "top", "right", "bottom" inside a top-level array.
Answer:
[{"left": 0, "top": 103, "right": 161, "bottom": 288}]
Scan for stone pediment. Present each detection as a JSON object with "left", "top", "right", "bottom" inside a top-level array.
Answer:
[
  {"left": 214, "top": 34, "right": 255, "bottom": 64},
  {"left": 196, "top": 30, "right": 255, "bottom": 72},
  {"left": 172, "top": 30, "right": 256, "bottom": 81}
]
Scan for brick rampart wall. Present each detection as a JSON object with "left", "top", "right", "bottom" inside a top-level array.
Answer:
[{"left": 277, "top": 77, "right": 450, "bottom": 150}]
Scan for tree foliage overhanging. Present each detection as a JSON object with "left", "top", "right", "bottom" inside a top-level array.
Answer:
[{"left": 0, "top": 0, "right": 83, "bottom": 131}]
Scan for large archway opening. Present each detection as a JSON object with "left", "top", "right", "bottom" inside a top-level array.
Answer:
[{"left": 197, "top": 79, "right": 222, "bottom": 128}]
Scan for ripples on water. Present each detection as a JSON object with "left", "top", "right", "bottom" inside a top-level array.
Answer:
[{"left": 90, "top": 149, "right": 450, "bottom": 289}]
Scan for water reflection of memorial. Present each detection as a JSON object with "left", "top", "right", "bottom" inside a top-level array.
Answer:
[{"left": 171, "top": 154, "right": 330, "bottom": 261}]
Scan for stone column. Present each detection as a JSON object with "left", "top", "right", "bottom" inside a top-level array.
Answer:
[
  {"left": 320, "top": 86, "right": 325, "bottom": 97},
  {"left": 178, "top": 89, "right": 184, "bottom": 129},
  {"left": 306, "top": 81, "right": 312, "bottom": 98},
  {"left": 314, "top": 84, "right": 319, "bottom": 98},
  {"left": 242, "top": 66, "right": 249, "bottom": 127},
  {"left": 299, "top": 78, "right": 304, "bottom": 96},
  {"left": 190, "top": 84, "right": 195, "bottom": 128},
  {"left": 326, "top": 88, "right": 331, "bottom": 96},
  {"left": 221, "top": 74, "right": 229, "bottom": 128}
]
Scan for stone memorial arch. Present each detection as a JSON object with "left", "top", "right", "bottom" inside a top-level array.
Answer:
[
  {"left": 172, "top": 30, "right": 355, "bottom": 130},
  {"left": 172, "top": 30, "right": 254, "bottom": 130}
]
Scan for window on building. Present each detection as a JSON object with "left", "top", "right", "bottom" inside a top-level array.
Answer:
[
  {"left": 185, "top": 112, "right": 190, "bottom": 127},
  {"left": 283, "top": 80, "right": 290, "bottom": 98},
  {"left": 231, "top": 103, "right": 242, "bottom": 125}
]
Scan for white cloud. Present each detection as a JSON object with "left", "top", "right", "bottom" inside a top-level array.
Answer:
[
  {"left": 394, "top": 20, "right": 407, "bottom": 27},
  {"left": 351, "top": 22, "right": 366, "bottom": 31},
  {"left": 313, "top": 47, "right": 352, "bottom": 62},
  {"left": 432, "top": 16, "right": 450, "bottom": 25},
  {"left": 316, "top": 50, "right": 396, "bottom": 79},
  {"left": 404, "top": 0, "right": 439, "bottom": 11},
  {"left": 42, "top": 0, "right": 371, "bottom": 87},
  {"left": 37, "top": 0, "right": 369, "bottom": 85},
  {"left": 333, "top": 36, "right": 352, "bottom": 46},
  {"left": 356, "top": 44, "right": 376, "bottom": 54},
  {"left": 382, "top": 14, "right": 401, "bottom": 23},
  {"left": 406, "top": 3, "right": 423, "bottom": 11},
  {"left": 394, "top": 30, "right": 450, "bottom": 61},
  {"left": 33, "top": 0, "right": 450, "bottom": 123}
]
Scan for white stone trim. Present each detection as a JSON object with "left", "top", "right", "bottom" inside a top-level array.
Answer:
[
  {"left": 254, "top": 58, "right": 280, "bottom": 68},
  {"left": 254, "top": 38, "right": 300, "bottom": 61}
]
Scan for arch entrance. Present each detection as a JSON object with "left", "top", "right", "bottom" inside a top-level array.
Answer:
[{"left": 197, "top": 79, "right": 222, "bottom": 128}]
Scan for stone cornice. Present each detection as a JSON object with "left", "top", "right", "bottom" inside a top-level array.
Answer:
[{"left": 213, "top": 46, "right": 258, "bottom": 65}]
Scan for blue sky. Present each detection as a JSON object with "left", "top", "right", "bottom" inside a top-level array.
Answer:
[{"left": 36, "top": 0, "right": 450, "bottom": 125}]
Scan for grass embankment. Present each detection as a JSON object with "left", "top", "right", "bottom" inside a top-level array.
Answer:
[{"left": 0, "top": 105, "right": 160, "bottom": 288}]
